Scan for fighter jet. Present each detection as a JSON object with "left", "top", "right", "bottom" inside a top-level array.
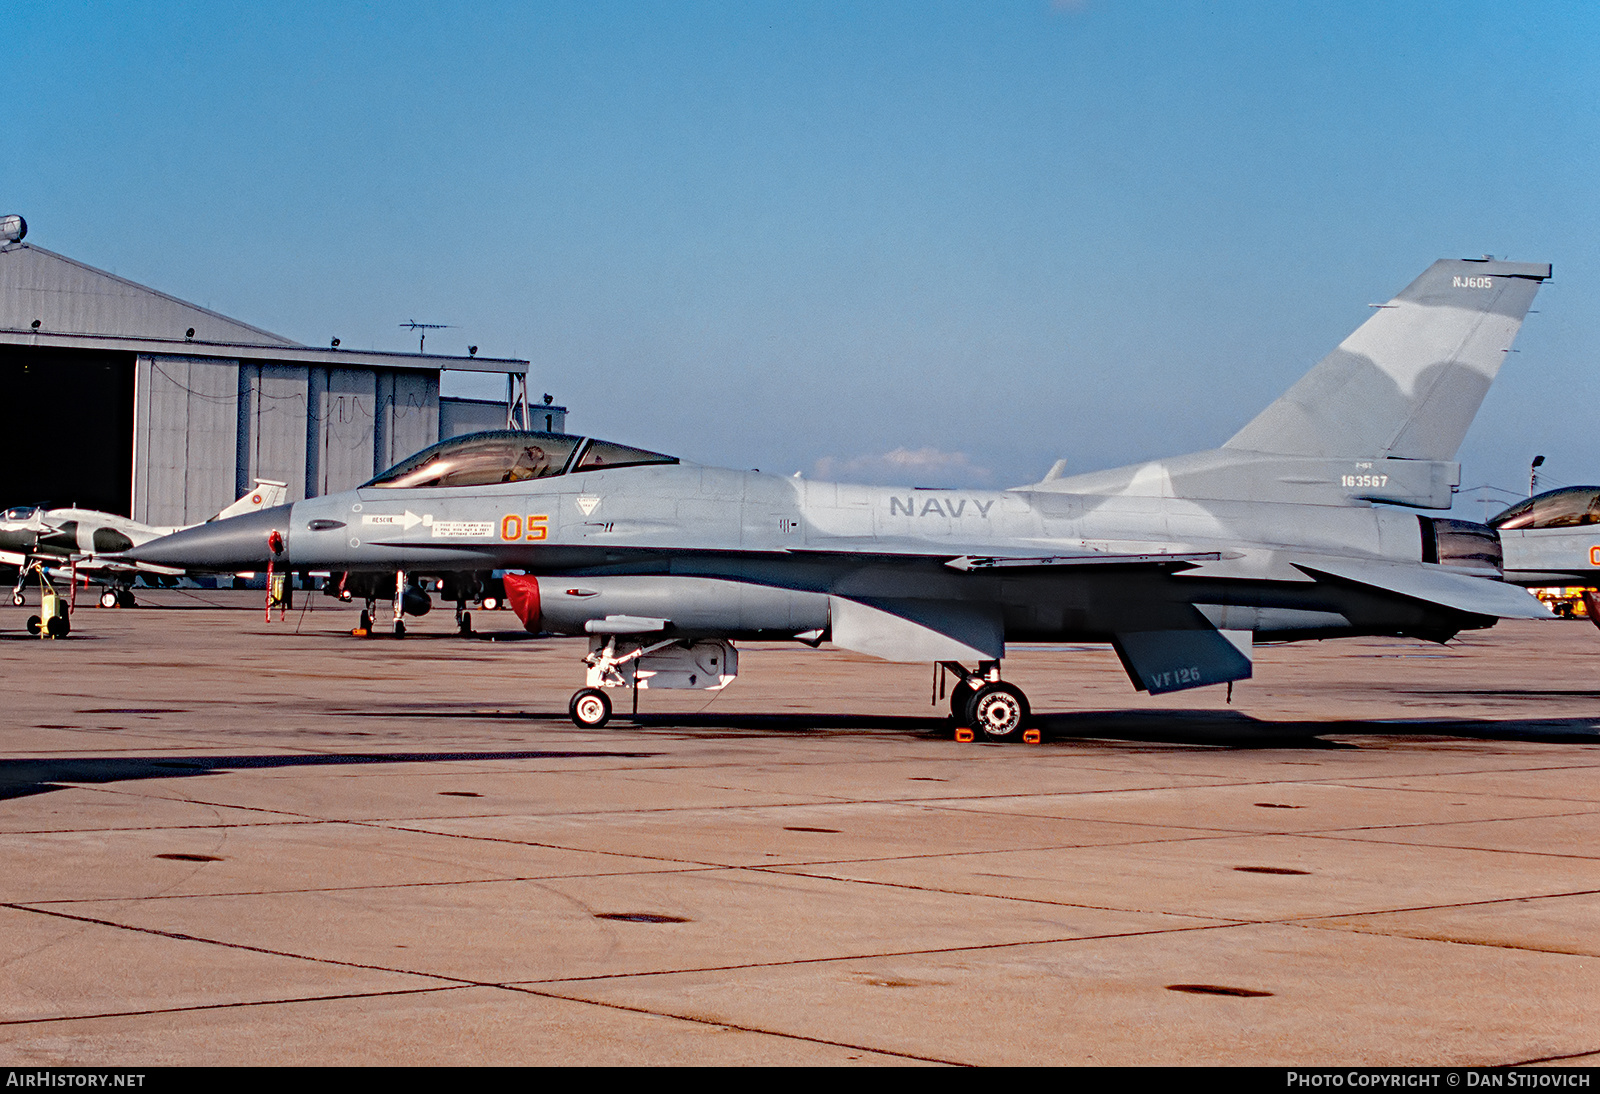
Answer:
[
  {"left": 2, "top": 482, "right": 287, "bottom": 607},
  {"left": 1487, "top": 486, "right": 1600, "bottom": 588},
  {"left": 128, "top": 258, "right": 1553, "bottom": 738}
]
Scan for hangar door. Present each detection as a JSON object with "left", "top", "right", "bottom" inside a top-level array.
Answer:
[{"left": 0, "top": 348, "right": 135, "bottom": 515}]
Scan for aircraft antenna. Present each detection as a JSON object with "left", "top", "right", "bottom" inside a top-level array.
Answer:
[{"left": 398, "top": 320, "right": 453, "bottom": 353}]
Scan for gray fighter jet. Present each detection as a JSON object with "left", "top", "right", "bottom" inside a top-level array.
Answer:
[
  {"left": 2, "top": 482, "right": 287, "bottom": 607},
  {"left": 129, "top": 258, "right": 1553, "bottom": 738},
  {"left": 1488, "top": 486, "right": 1600, "bottom": 588}
]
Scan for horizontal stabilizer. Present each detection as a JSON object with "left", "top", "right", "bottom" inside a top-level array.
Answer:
[
  {"left": 1112, "top": 620, "right": 1253, "bottom": 694},
  {"left": 1294, "top": 558, "right": 1552, "bottom": 619},
  {"left": 829, "top": 596, "right": 1003, "bottom": 662}
]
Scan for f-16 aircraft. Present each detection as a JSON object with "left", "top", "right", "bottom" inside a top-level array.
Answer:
[
  {"left": 128, "top": 257, "right": 1553, "bottom": 739},
  {"left": 2, "top": 482, "right": 287, "bottom": 608},
  {"left": 1488, "top": 486, "right": 1600, "bottom": 588}
]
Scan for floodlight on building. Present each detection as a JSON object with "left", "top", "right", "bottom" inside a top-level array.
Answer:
[
  {"left": 331, "top": 337, "right": 340, "bottom": 348},
  {"left": 185, "top": 327, "right": 195, "bottom": 339},
  {"left": 0, "top": 215, "right": 25, "bottom": 244}
]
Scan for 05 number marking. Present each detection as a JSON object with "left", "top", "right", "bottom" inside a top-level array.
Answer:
[{"left": 500, "top": 514, "right": 550, "bottom": 541}]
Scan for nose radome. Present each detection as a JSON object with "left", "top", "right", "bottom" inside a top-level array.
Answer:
[{"left": 122, "top": 504, "right": 294, "bottom": 570}]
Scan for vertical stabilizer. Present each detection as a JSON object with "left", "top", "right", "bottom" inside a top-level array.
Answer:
[{"left": 1224, "top": 259, "right": 1550, "bottom": 460}]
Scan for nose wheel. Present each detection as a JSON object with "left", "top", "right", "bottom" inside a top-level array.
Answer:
[{"left": 569, "top": 688, "right": 612, "bottom": 728}]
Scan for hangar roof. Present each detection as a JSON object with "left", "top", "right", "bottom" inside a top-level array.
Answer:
[{"left": 0, "top": 241, "right": 525, "bottom": 374}]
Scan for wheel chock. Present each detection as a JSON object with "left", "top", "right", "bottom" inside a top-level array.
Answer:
[
  {"left": 1023, "top": 728, "right": 1042, "bottom": 744},
  {"left": 351, "top": 628, "right": 368, "bottom": 637},
  {"left": 954, "top": 726, "right": 975, "bottom": 742}
]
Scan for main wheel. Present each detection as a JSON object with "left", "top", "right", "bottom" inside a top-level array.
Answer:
[
  {"left": 949, "top": 683, "right": 976, "bottom": 727},
  {"left": 457, "top": 611, "right": 473, "bottom": 636},
  {"left": 393, "top": 619, "right": 406, "bottom": 638},
  {"left": 116, "top": 589, "right": 136, "bottom": 609},
  {"left": 99, "top": 590, "right": 118, "bottom": 609},
  {"left": 357, "top": 609, "right": 371, "bottom": 631},
  {"left": 970, "top": 682, "right": 1030, "bottom": 742},
  {"left": 569, "top": 688, "right": 612, "bottom": 728}
]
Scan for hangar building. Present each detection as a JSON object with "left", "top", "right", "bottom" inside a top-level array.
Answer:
[{"left": 0, "top": 217, "right": 564, "bottom": 523}]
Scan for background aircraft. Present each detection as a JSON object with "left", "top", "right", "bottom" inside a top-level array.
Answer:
[
  {"left": 1485, "top": 486, "right": 1600, "bottom": 624},
  {"left": 128, "top": 258, "right": 1552, "bottom": 739},
  {"left": 2, "top": 481, "right": 287, "bottom": 608}
]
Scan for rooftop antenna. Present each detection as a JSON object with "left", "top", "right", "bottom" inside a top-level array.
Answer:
[{"left": 398, "top": 320, "right": 452, "bottom": 353}]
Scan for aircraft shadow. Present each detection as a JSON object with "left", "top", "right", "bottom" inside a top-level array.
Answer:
[
  {"left": 611, "top": 708, "right": 1600, "bottom": 748},
  {"left": 611, "top": 709, "right": 1346, "bottom": 747},
  {"left": 0, "top": 748, "right": 658, "bottom": 802}
]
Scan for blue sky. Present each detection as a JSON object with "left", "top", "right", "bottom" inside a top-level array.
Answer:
[{"left": 7, "top": 1, "right": 1595, "bottom": 508}]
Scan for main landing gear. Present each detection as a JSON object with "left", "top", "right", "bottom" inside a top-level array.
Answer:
[
  {"left": 566, "top": 636, "right": 738, "bottom": 728},
  {"left": 941, "top": 661, "right": 1033, "bottom": 743},
  {"left": 98, "top": 588, "right": 135, "bottom": 609}
]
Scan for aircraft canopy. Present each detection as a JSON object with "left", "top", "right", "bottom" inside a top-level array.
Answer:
[
  {"left": 1489, "top": 487, "right": 1600, "bottom": 530},
  {"left": 364, "top": 431, "right": 678, "bottom": 490}
]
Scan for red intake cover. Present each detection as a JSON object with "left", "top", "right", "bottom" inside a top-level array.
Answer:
[{"left": 502, "top": 573, "right": 541, "bottom": 632}]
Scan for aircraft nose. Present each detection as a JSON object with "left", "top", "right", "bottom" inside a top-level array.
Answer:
[{"left": 123, "top": 504, "right": 294, "bottom": 571}]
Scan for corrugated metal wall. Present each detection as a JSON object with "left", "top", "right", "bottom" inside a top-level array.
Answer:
[
  {"left": 136, "top": 356, "right": 441, "bottom": 524},
  {"left": 236, "top": 362, "right": 309, "bottom": 501},
  {"left": 374, "top": 370, "right": 440, "bottom": 475},
  {"left": 133, "top": 355, "right": 241, "bottom": 527}
]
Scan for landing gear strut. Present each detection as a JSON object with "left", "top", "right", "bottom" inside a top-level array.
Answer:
[
  {"left": 940, "top": 661, "right": 1032, "bottom": 742},
  {"left": 392, "top": 570, "right": 406, "bottom": 637},
  {"left": 565, "top": 636, "right": 738, "bottom": 728}
]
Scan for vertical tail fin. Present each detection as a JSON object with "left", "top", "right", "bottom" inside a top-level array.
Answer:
[
  {"left": 1224, "top": 258, "right": 1550, "bottom": 460},
  {"left": 209, "top": 479, "right": 288, "bottom": 523}
]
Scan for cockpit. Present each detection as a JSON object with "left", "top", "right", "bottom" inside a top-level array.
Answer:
[
  {"left": 1488, "top": 487, "right": 1600, "bottom": 530},
  {"left": 364, "top": 431, "right": 679, "bottom": 490},
  {"left": 2, "top": 506, "right": 38, "bottom": 523}
]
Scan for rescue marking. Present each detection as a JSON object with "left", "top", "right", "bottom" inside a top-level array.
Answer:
[
  {"left": 576, "top": 495, "right": 601, "bottom": 516},
  {"left": 361, "top": 511, "right": 423, "bottom": 530}
]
